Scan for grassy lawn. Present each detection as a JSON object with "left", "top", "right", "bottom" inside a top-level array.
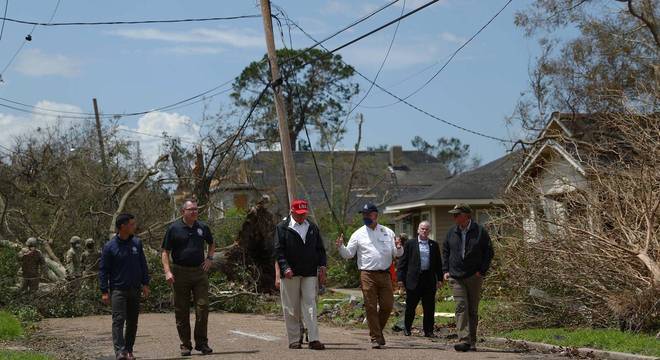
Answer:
[
  {"left": 0, "top": 311, "right": 24, "bottom": 340},
  {"left": 0, "top": 351, "right": 52, "bottom": 360},
  {"left": 500, "top": 328, "right": 660, "bottom": 357},
  {"left": 0, "top": 311, "right": 53, "bottom": 360}
]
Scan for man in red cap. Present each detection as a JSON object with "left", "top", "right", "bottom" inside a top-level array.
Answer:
[{"left": 274, "top": 199, "right": 327, "bottom": 350}]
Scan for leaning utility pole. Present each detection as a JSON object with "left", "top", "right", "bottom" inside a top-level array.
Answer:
[
  {"left": 259, "top": 0, "right": 297, "bottom": 207},
  {"left": 93, "top": 98, "right": 109, "bottom": 180},
  {"left": 92, "top": 98, "right": 114, "bottom": 208}
]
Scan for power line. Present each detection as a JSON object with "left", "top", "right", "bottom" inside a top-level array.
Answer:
[
  {"left": 0, "top": 0, "right": 62, "bottom": 77},
  {"left": 278, "top": 0, "right": 400, "bottom": 56},
  {"left": 0, "top": 0, "right": 8, "bottom": 41},
  {"left": 286, "top": 12, "right": 513, "bottom": 143},
  {"left": 325, "top": 0, "right": 440, "bottom": 55},
  {"left": 0, "top": 1, "right": 401, "bottom": 119},
  {"left": 0, "top": 14, "right": 261, "bottom": 27},
  {"left": 342, "top": 0, "right": 406, "bottom": 121},
  {"left": 0, "top": 81, "right": 234, "bottom": 118},
  {"left": 362, "top": 0, "right": 514, "bottom": 109},
  {"left": 0, "top": 0, "right": 426, "bottom": 142}
]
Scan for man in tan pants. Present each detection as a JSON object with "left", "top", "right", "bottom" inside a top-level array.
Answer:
[
  {"left": 336, "top": 203, "right": 402, "bottom": 348},
  {"left": 442, "top": 204, "right": 494, "bottom": 352},
  {"left": 274, "top": 199, "right": 327, "bottom": 350}
]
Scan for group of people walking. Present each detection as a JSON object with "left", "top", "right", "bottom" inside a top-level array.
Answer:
[
  {"left": 99, "top": 199, "right": 214, "bottom": 360},
  {"left": 98, "top": 198, "right": 493, "bottom": 359}
]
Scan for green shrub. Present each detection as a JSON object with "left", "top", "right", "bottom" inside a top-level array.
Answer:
[
  {"left": 0, "top": 311, "right": 24, "bottom": 340},
  {"left": 0, "top": 247, "right": 20, "bottom": 306}
]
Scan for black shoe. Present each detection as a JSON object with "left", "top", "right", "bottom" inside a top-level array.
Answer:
[
  {"left": 180, "top": 345, "right": 192, "bottom": 357},
  {"left": 403, "top": 329, "right": 411, "bottom": 336},
  {"left": 454, "top": 342, "right": 471, "bottom": 352},
  {"left": 424, "top": 332, "right": 435, "bottom": 338},
  {"left": 371, "top": 341, "right": 383, "bottom": 349},
  {"left": 194, "top": 344, "right": 213, "bottom": 355},
  {"left": 116, "top": 352, "right": 128, "bottom": 360}
]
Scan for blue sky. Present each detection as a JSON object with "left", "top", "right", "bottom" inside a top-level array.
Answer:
[{"left": 0, "top": 0, "right": 540, "bottom": 164}]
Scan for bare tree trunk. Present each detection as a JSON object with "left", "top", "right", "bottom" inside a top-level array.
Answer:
[
  {"left": 109, "top": 154, "right": 169, "bottom": 237},
  {"left": 341, "top": 115, "right": 364, "bottom": 225},
  {"left": 637, "top": 252, "right": 660, "bottom": 286}
]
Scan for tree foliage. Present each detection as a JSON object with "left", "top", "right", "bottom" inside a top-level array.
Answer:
[
  {"left": 230, "top": 48, "right": 359, "bottom": 150},
  {"left": 411, "top": 136, "right": 481, "bottom": 175},
  {"left": 511, "top": 0, "right": 659, "bottom": 133}
]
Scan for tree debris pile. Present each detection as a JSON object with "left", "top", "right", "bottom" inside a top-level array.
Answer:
[{"left": 218, "top": 199, "right": 276, "bottom": 293}]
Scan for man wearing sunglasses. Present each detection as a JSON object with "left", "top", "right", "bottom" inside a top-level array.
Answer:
[{"left": 442, "top": 204, "right": 494, "bottom": 352}]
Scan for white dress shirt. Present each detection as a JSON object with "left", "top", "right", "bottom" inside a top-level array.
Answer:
[
  {"left": 289, "top": 217, "right": 310, "bottom": 243},
  {"left": 339, "top": 224, "right": 403, "bottom": 271}
]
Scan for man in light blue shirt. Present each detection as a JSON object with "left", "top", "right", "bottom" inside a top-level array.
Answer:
[{"left": 397, "top": 221, "right": 443, "bottom": 337}]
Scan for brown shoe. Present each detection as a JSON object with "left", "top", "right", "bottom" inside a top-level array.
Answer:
[
  {"left": 289, "top": 342, "right": 303, "bottom": 349},
  {"left": 309, "top": 341, "right": 325, "bottom": 350}
]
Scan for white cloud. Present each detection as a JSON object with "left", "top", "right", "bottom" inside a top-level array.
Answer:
[
  {"left": 341, "top": 41, "right": 441, "bottom": 69},
  {"left": 0, "top": 101, "right": 86, "bottom": 150},
  {"left": 158, "top": 46, "right": 224, "bottom": 55},
  {"left": 15, "top": 49, "right": 80, "bottom": 77},
  {"left": 110, "top": 27, "right": 263, "bottom": 48},
  {"left": 0, "top": 103, "right": 200, "bottom": 167},
  {"left": 439, "top": 31, "right": 466, "bottom": 44},
  {"left": 322, "top": 0, "right": 352, "bottom": 14},
  {"left": 119, "top": 111, "right": 200, "bottom": 164}
]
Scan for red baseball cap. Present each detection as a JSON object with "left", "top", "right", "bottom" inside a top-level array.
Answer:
[{"left": 291, "top": 199, "right": 309, "bottom": 215}]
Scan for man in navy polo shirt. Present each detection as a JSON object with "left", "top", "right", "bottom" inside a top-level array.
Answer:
[
  {"left": 161, "top": 199, "right": 215, "bottom": 357},
  {"left": 99, "top": 213, "right": 150, "bottom": 360}
]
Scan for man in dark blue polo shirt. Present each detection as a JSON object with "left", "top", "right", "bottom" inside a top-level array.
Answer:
[
  {"left": 161, "top": 199, "right": 215, "bottom": 357},
  {"left": 99, "top": 213, "right": 150, "bottom": 360}
]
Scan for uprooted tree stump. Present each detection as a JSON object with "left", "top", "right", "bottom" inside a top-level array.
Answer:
[{"left": 215, "top": 201, "right": 276, "bottom": 293}]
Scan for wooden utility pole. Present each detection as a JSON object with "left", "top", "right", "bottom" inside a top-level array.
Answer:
[
  {"left": 259, "top": 0, "right": 297, "bottom": 207},
  {"left": 93, "top": 98, "right": 110, "bottom": 178},
  {"left": 93, "top": 98, "right": 112, "bottom": 204}
]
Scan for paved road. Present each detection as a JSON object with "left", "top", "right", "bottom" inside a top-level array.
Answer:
[{"left": 39, "top": 313, "right": 560, "bottom": 360}]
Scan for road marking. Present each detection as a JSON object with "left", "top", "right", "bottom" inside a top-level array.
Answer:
[{"left": 230, "top": 330, "right": 280, "bottom": 341}]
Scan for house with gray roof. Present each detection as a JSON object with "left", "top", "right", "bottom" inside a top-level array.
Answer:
[
  {"left": 211, "top": 146, "right": 451, "bottom": 220},
  {"left": 384, "top": 151, "right": 522, "bottom": 241}
]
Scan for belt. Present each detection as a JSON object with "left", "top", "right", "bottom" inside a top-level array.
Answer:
[
  {"left": 360, "top": 269, "right": 390, "bottom": 273},
  {"left": 172, "top": 263, "right": 203, "bottom": 270}
]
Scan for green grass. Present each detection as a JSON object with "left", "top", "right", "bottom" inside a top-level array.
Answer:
[
  {"left": 0, "top": 350, "right": 52, "bottom": 360},
  {"left": 500, "top": 328, "right": 660, "bottom": 357},
  {"left": 0, "top": 311, "right": 24, "bottom": 340},
  {"left": 433, "top": 298, "right": 498, "bottom": 325}
]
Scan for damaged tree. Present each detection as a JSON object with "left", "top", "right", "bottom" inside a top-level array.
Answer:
[
  {"left": 494, "top": 110, "right": 659, "bottom": 332},
  {"left": 217, "top": 197, "right": 276, "bottom": 293}
]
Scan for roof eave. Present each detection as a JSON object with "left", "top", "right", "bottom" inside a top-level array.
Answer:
[{"left": 385, "top": 198, "right": 503, "bottom": 212}]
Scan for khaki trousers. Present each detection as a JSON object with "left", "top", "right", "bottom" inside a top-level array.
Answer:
[
  {"left": 172, "top": 264, "right": 209, "bottom": 348},
  {"left": 280, "top": 276, "right": 319, "bottom": 344},
  {"left": 360, "top": 271, "right": 394, "bottom": 344},
  {"left": 450, "top": 274, "right": 483, "bottom": 345}
]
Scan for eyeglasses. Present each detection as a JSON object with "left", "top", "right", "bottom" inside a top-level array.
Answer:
[{"left": 184, "top": 208, "right": 199, "bottom": 212}]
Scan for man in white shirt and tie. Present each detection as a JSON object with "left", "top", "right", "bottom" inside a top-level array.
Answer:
[{"left": 335, "top": 203, "right": 403, "bottom": 348}]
